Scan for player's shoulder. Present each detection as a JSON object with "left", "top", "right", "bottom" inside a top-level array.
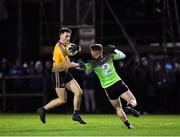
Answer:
[
  {"left": 104, "top": 53, "right": 114, "bottom": 60},
  {"left": 54, "top": 42, "right": 60, "bottom": 49},
  {"left": 89, "top": 60, "right": 96, "bottom": 65}
]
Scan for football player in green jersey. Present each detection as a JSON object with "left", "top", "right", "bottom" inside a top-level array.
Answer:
[{"left": 79, "top": 44, "right": 140, "bottom": 129}]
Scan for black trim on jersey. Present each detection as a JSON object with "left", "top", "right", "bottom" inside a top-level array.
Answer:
[{"left": 89, "top": 54, "right": 113, "bottom": 68}]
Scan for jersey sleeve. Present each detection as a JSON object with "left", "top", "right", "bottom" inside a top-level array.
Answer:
[
  {"left": 112, "top": 54, "right": 121, "bottom": 60},
  {"left": 84, "top": 63, "right": 93, "bottom": 71},
  {"left": 112, "top": 49, "right": 126, "bottom": 60},
  {"left": 53, "top": 44, "right": 65, "bottom": 63}
]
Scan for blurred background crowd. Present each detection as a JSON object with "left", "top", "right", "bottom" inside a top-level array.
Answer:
[{"left": 1, "top": 54, "right": 180, "bottom": 114}]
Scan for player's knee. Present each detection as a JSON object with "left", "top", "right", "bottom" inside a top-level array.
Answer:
[
  {"left": 134, "top": 100, "right": 137, "bottom": 107},
  {"left": 128, "top": 98, "right": 137, "bottom": 108},
  {"left": 75, "top": 89, "right": 83, "bottom": 97},
  {"left": 131, "top": 99, "right": 137, "bottom": 107},
  {"left": 57, "top": 98, "right": 67, "bottom": 104}
]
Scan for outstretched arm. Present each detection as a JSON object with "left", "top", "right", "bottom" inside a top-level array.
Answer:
[
  {"left": 76, "top": 61, "right": 93, "bottom": 71},
  {"left": 114, "top": 49, "right": 126, "bottom": 59},
  {"left": 52, "top": 58, "right": 79, "bottom": 72},
  {"left": 108, "top": 45, "right": 126, "bottom": 60}
]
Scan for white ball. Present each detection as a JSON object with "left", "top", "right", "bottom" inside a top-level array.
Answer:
[{"left": 66, "top": 43, "right": 79, "bottom": 56}]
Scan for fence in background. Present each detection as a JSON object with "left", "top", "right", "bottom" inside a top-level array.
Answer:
[{"left": 0, "top": 75, "right": 45, "bottom": 113}]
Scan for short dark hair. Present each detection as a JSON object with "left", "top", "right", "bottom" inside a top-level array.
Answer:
[
  {"left": 59, "top": 27, "right": 72, "bottom": 35},
  {"left": 90, "top": 44, "right": 103, "bottom": 51}
]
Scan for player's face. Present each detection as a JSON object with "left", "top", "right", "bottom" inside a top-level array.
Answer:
[
  {"left": 59, "top": 32, "right": 71, "bottom": 45},
  {"left": 91, "top": 49, "right": 102, "bottom": 59}
]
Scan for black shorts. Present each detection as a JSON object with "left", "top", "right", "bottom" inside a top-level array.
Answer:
[
  {"left": 51, "top": 71, "right": 73, "bottom": 88},
  {"left": 105, "top": 80, "right": 129, "bottom": 100}
]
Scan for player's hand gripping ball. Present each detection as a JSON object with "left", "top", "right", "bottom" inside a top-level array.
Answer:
[{"left": 66, "top": 43, "right": 79, "bottom": 56}]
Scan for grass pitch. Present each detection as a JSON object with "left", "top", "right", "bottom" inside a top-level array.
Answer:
[{"left": 0, "top": 114, "right": 180, "bottom": 136}]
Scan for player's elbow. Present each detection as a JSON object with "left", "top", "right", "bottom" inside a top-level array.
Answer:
[
  {"left": 114, "top": 49, "right": 126, "bottom": 59},
  {"left": 121, "top": 53, "right": 126, "bottom": 59}
]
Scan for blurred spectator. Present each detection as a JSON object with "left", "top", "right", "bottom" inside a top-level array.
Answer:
[
  {"left": 0, "top": 58, "right": 10, "bottom": 77},
  {"left": 9, "top": 59, "right": 26, "bottom": 90},
  {"left": 83, "top": 70, "right": 96, "bottom": 113},
  {"left": 116, "top": 60, "right": 126, "bottom": 81},
  {"left": 161, "top": 63, "right": 175, "bottom": 113},
  {"left": 31, "top": 61, "right": 44, "bottom": 92},
  {"left": 35, "top": 61, "right": 43, "bottom": 75},
  {"left": 174, "top": 62, "right": 180, "bottom": 113},
  {"left": 132, "top": 57, "right": 151, "bottom": 114},
  {"left": 27, "top": 60, "right": 35, "bottom": 75},
  {"left": 22, "top": 62, "right": 29, "bottom": 74},
  {"left": 151, "top": 61, "right": 164, "bottom": 113}
]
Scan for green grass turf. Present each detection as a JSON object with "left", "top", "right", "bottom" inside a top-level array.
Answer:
[{"left": 0, "top": 114, "right": 180, "bottom": 136}]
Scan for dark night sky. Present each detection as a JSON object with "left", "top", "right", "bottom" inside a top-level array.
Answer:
[
  {"left": 1, "top": 0, "right": 180, "bottom": 61},
  {"left": 0, "top": 2, "right": 40, "bottom": 61}
]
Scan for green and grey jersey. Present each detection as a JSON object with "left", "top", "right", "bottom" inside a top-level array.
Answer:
[{"left": 84, "top": 50, "right": 125, "bottom": 88}]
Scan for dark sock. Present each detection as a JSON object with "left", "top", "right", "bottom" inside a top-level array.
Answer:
[
  {"left": 124, "top": 120, "right": 131, "bottom": 128},
  {"left": 73, "top": 110, "right": 79, "bottom": 116}
]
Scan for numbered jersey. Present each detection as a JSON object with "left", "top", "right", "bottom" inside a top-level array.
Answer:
[{"left": 84, "top": 54, "right": 122, "bottom": 88}]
